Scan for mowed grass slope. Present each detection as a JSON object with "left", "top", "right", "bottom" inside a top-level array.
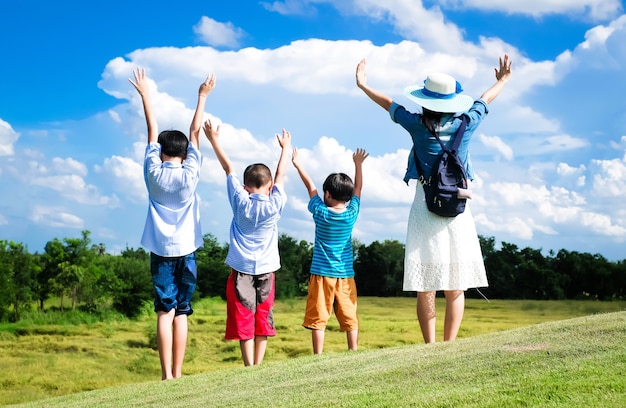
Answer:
[
  {"left": 2, "top": 298, "right": 625, "bottom": 406},
  {"left": 8, "top": 311, "right": 626, "bottom": 408}
]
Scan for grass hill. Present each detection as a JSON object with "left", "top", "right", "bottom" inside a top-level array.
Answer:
[{"left": 10, "top": 311, "right": 626, "bottom": 408}]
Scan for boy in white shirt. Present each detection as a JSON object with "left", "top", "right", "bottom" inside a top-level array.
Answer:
[
  {"left": 203, "top": 119, "right": 290, "bottom": 366},
  {"left": 129, "top": 67, "right": 215, "bottom": 380}
]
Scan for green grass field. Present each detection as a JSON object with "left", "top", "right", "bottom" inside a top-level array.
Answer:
[{"left": 1, "top": 297, "right": 625, "bottom": 406}]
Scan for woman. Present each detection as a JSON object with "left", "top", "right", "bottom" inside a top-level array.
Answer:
[{"left": 356, "top": 55, "right": 512, "bottom": 343}]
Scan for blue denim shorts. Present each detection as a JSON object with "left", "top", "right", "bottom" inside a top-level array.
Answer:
[{"left": 150, "top": 252, "right": 197, "bottom": 316}]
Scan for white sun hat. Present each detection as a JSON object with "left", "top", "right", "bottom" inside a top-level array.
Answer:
[{"left": 403, "top": 72, "right": 473, "bottom": 113}]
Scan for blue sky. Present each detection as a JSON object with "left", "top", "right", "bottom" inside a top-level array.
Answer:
[{"left": 1, "top": 0, "right": 626, "bottom": 261}]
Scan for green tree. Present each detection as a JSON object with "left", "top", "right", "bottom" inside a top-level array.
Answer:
[
  {"left": 55, "top": 261, "right": 84, "bottom": 310},
  {"left": 0, "top": 241, "right": 38, "bottom": 321},
  {"left": 554, "top": 250, "right": 595, "bottom": 299},
  {"left": 354, "top": 240, "right": 405, "bottom": 297},
  {"left": 0, "top": 241, "right": 12, "bottom": 320},
  {"left": 46, "top": 230, "right": 96, "bottom": 310},
  {"left": 79, "top": 249, "right": 123, "bottom": 313},
  {"left": 516, "top": 247, "right": 564, "bottom": 300},
  {"left": 39, "top": 238, "right": 68, "bottom": 310},
  {"left": 110, "top": 247, "right": 152, "bottom": 318},
  {"left": 611, "top": 260, "right": 626, "bottom": 299},
  {"left": 482, "top": 241, "right": 522, "bottom": 299},
  {"left": 277, "top": 234, "right": 312, "bottom": 298},
  {"left": 195, "top": 234, "right": 230, "bottom": 299}
]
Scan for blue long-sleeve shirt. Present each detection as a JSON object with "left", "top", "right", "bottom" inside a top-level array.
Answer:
[{"left": 389, "top": 99, "right": 489, "bottom": 183}]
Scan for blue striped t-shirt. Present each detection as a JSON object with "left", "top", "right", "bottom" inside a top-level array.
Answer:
[{"left": 308, "top": 195, "right": 360, "bottom": 278}]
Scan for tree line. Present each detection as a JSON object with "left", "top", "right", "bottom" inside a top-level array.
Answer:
[{"left": 1, "top": 230, "right": 624, "bottom": 323}]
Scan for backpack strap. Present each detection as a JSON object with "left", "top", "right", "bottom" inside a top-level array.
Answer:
[
  {"left": 433, "top": 114, "right": 468, "bottom": 154},
  {"left": 413, "top": 114, "right": 468, "bottom": 183}
]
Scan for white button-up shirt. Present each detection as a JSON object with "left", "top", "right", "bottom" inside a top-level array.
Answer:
[
  {"left": 225, "top": 173, "right": 286, "bottom": 275},
  {"left": 141, "top": 143, "right": 203, "bottom": 257}
]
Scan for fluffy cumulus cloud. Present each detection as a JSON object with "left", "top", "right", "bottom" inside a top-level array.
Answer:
[
  {"left": 96, "top": 155, "right": 145, "bottom": 203},
  {"left": 30, "top": 174, "right": 115, "bottom": 206},
  {"left": 0, "top": 118, "right": 19, "bottom": 156},
  {"left": 30, "top": 206, "right": 84, "bottom": 229},
  {"left": 50, "top": 157, "right": 88, "bottom": 177},
  {"left": 477, "top": 133, "right": 514, "bottom": 161},
  {"left": 590, "top": 156, "right": 626, "bottom": 197},
  {"left": 193, "top": 16, "right": 245, "bottom": 48}
]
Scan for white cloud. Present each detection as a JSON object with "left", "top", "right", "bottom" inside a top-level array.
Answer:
[
  {"left": 478, "top": 133, "right": 514, "bottom": 160},
  {"left": 439, "top": 0, "right": 622, "bottom": 21},
  {"left": 542, "top": 134, "right": 590, "bottom": 152},
  {"left": 288, "top": 195, "right": 310, "bottom": 215},
  {"left": 31, "top": 206, "right": 84, "bottom": 229},
  {"left": 556, "top": 162, "right": 585, "bottom": 176},
  {"left": 108, "top": 109, "right": 121, "bottom": 124},
  {"left": 569, "top": 15, "right": 626, "bottom": 67},
  {"left": 496, "top": 133, "right": 589, "bottom": 158},
  {"left": 348, "top": 1, "right": 467, "bottom": 51},
  {"left": 31, "top": 174, "right": 118, "bottom": 206},
  {"left": 579, "top": 211, "right": 626, "bottom": 236},
  {"left": 96, "top": 155, "right": 146, "bottom": 203},
  {"left": 493, "top": 105, "right": 560, "bottom": 134},
  {"left": 50, "top": 157, "right": 88, "bottom": 177},
  {"left": 0, "top": 118, "right": 19, "bottom": 156},
  {"left": 590, "top": 156, "right": 626, "bottom": 197},
  {"left": 261, "top": 0, "right": 318, "bottom": 15},
  {"left": 0, "top": 142, "right": 121, "bottom": 219},
  {"left": 287, "top": 137, "right": 414, "bottom": 204},
  {"left": 609, "top": 135, "right": 626, "bottom": 149},
  {"left": 472, "top": 172, "right": 626, "bottom": 243},
  {"left": 474, "top": 213, "right": 537, "bottom": 240},
  {"left": 193, "top": 16, "right": 244, "bottom": 48}
]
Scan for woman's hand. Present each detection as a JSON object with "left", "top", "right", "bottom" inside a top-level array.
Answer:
[{"left": 495, "top": 54, "right": 512, "bottom": 83}]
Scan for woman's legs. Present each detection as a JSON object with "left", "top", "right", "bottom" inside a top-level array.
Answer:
[
  {"left": 416, "top": 291, "right": 436, "bottom": 343},
  {"left": 443, "top": 290, "right": 464, "bottom": 341},
  {"left": 417, "top": 290, "right": 465, "bottom": 342}
]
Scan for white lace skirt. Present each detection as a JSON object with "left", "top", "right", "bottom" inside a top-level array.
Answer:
[{"left": 403, "top": 185, "right": 488, "bottom": 292}]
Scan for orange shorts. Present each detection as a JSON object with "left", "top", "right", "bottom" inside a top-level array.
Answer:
[{"left": 302, "top": 275, "right": 358, "bottom": 331}]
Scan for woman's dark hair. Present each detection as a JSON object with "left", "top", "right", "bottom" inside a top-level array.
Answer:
[
  {"left": 243, "top": 163, "right": 272, "bottom": 188},
  {"left": 158, "top": 130, "right": 189, "bottom": 158},
  {"left": 323, "top": 173, "right": 354, "bottom": 202},
  {"left": 421, "top": 108, "right": 443, "bottom": 136}
]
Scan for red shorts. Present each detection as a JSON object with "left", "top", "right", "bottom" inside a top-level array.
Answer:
[{"left": 225, "top": 270, "right": 276, "bottom": 340}]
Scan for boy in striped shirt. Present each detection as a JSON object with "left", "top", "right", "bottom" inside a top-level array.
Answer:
[{"left": 291, "top": 147, "right": 369, "bottom": 354}]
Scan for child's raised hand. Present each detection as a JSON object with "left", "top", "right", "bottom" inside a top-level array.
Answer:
[
  {"left": 202, "top": 119, "right": 220, "bottom": 142},
  {"left": 128, "top": 67, "right": 150, "bottom": 96},
  {"left": 356, "top": 59, "right": 368, "bottom": 88},
  {"left": 291, "top": 147, "right": 301, "bottom": 168},
  {"left": 353, "top": 148, "right": 369, "bottom": 164},
  {"left": 276, "top": 128, "right": 292, "bottom": 149},
  {"left": 199, "top": 73, "right": 216, "bottom": 97}
]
